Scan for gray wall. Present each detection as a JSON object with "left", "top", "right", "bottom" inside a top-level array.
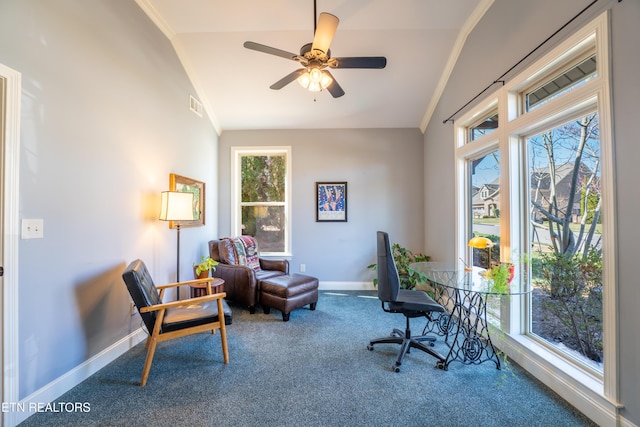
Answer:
[
  {"left": 0, "top": 0, "right": 219, "bottom": 399},
  {"left": 219, "top": 128, "right": 425, "bottom": 283},
  {"left": 423, "top": 0, "right": 640, "bottom": 424}
]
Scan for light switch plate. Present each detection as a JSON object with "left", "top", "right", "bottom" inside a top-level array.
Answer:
[{"left": 21, "top": 219, "right": 44, "bottom": 239}]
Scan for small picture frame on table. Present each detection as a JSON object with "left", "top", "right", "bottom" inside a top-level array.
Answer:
[{"left": 316, "top": 181, "right": 347, "bottom": 222}]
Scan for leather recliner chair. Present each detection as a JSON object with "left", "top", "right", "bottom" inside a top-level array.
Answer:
[{"left": 209, "top": 239, "right": 289, "bottom": 313}]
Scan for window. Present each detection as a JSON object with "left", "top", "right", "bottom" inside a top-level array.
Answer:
[
  {"left": 525, "top": 54, "right": 597, "bottom": 111},
  {"left": 469, "top": 149, "right": 500, "bottom": 266},
  {"left": 454, "top": 13, "right": 614, "bottom": 399},
  {"left": 469, "top": 111, "right": 499, "bottom": 141},
  {"left": 527, "top": 113, "right": 603, "bottom": 368},
  {"left": 231, "top": 147, "right": 291, "bottom": 256}
]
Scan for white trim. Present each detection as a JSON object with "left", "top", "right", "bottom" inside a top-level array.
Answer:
[
  {"left": 134, "top": 0, "right": 175, "bottom": 40},
  {"left": 134, "top": 1, "right": 222, "bottom": 135},
  {"left": 420, "top": 0, "right": 494, "bottom": 133},
  {"left": 14, "top": 329, "right": 146, "bottom": 426},
  {"left": 318, "top": 281, "right": 375, "bottom": 291},
  {"left": 497, "top": 334, "right": 626, "bottom": 427},
  {"left": 230, "top": 146, "right": 292, "bottom": 256},
  {"left": 452, "top": 12, "right": 617, "bottom": 425},
  {"left": 1, "top": 62, "right": 21, "bottom": 427},
  {"left": 170, "top": 37, "right": 222, "bottom": 135}
]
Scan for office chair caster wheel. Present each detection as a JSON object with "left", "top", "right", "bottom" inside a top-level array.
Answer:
[
  {"left": 392, "top": 363, "right": 400, "bottom": 373},
  {"left": 367, "top": 344, "right": 374, "bottom": 351}
]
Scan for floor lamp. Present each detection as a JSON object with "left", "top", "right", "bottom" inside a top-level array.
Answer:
[{"left": 159, "top": 191, "right": 195, "bottom": 299}]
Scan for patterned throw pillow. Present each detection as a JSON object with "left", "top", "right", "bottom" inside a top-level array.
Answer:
[
  {"left": 218, "top": 236, "right": 261, "bottom": 271},
  {"left": 239, "top": 236, "right": 260, "bottom": 271}
]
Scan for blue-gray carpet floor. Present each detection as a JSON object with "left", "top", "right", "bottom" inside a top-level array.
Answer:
[{"left": 19, "top": 291, "right": 596, "bottom": 426}]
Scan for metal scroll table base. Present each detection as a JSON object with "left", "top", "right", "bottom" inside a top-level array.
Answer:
[{"left": 421, "top": 277, "right": 503, "bottom": 370}]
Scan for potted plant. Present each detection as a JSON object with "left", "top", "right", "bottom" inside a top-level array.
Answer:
[
  {"left": 193, "top": 256, "right": 218, "bottom": 279},
  {"left": 484, "top": 262, "right": 514, "bottom": 294},
  {"left": 367, "top": 243, "right": 430, "bottom": 290}
]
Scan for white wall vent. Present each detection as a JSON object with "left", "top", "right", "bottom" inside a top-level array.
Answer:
[{"left": 189, "top": 95, "right": 203, "bottom": 117}]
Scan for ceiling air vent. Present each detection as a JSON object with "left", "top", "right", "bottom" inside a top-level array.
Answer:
[{"left": 189, "top": 95, "right": 203, "bottom": 117}]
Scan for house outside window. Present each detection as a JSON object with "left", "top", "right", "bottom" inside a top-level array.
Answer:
[
  {"left": 454, "top": 13, "right": 614, "bottom": 402},
  {"left": 231, "top": 146, "right": 292, "bottom": 256}
]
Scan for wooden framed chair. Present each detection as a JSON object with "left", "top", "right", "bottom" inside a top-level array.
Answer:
[{"left": 122, "top": 259, "right": 231, "bottom": 386}]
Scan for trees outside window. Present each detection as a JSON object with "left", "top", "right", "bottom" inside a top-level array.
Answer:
[
  {"left": 528, "top": 113, "right": 603, "bottom": 365},
  {"left": 454, "top": 14, "right": 613, "bottom": 392},
  {"left": 231, "top": 147, "right": 291, "bottom": 255}
]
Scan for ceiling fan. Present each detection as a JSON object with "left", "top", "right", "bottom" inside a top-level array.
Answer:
[{"left": 243, "top": 1, "right": 387, "bottom": 98}]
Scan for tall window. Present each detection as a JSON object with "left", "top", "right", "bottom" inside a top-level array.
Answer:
[
  {"left": 454, "top": 13, "right": 613, "bottom": 396},
  {"left": 527, "top": 113, "right": 603, "bottom": 366},
  {"left": 469, "top": 149, "right": 500, "bottom": 268},
  {"left": 231, "top": 147, "right": 291, "bottom": 256}
]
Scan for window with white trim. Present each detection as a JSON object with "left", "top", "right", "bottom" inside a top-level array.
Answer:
[
  {"left": 231, "top": 146, "right": 292, "bottom": 256},
  {"left": 454, "top": 13, "right": 614, "bottom": 395}
]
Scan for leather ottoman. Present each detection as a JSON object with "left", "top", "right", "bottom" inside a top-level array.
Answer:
[{"left": 260, "top": 274, "right": 319, "bottom": 321}]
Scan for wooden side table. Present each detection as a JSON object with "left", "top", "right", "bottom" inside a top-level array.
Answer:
[{"left": 190, "top": 277, "right": 225, "bottom": 298}]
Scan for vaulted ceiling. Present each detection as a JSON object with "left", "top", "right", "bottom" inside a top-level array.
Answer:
[{"left": 136, "top": 0, "right": 490, "bottom": 134}]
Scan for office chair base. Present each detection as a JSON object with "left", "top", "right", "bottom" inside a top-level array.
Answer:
[{"left": 368, "top": 329, "right": 445, "bottom": 372}]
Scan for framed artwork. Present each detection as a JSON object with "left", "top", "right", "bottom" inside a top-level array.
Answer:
[
  {"left": 316, "top": 182, "right": 347, "bottom": 222},
  {"left": 169, "top": 173, "right": 205, "bottom": 228}
]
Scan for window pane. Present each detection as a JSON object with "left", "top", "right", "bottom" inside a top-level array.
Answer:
[
  {"left": 469, "top": 113, "right": 498, "bottom": 141},
  {"left": 527, "top": 113, "right": 603, "bottom": 369},
  {"left": 526, "top": 55, "right": 596, "bottom": 111},
  {"left": 241, "top": 155, "right": 286, "bottom": 203},
  {"left": 470, "top": 150, "right": 500, "bottom": 268},
  {"left": 241, "top": 205, "right": 285, "bottom": 252}
]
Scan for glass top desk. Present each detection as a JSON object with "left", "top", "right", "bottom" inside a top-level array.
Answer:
[{"left": 409, "top": 262, "right": 530, "bottom": 370}]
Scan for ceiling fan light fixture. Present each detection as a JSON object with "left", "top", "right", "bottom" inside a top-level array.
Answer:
[
  {"left": 320, "top": 71, "right": 332, "bottom": 89},
  {"left": 297, "top": 67, "right": 332, "bottom": 92},
  {"left": 308, "top": 81, "right": 322, "bottom": 92},
  {"left": 297, "top": 72, "right": 311, "bottom": 89}
]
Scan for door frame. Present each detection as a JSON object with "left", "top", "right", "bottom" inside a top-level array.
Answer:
[{"left": 1, "top": 62, "right": 21, "bottom": 427}]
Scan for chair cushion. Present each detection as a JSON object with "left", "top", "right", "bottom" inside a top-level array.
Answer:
[
  {"left": 122, "top": 259, "right": 163, "bottom": 333},
  {"left": 162, "top": 298, "right": 233, "bottom": 332},
  {"left": 260, "top": 274, "right": 320, "bottom": 298},
  {"left": 219, "top": 236, "right": 261, "bottom": 270},
  {"left": 388, "top": 289, "right": 445, "bottom": 314}
]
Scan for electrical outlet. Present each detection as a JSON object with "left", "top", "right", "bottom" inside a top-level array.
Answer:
[
  {"left": 129, "top": 301, "right": 137, "bottom": 317},
  {"left": 300, "top": 264, "right": 306, "bottom": 273},
  {"left": 21, "top": 219, "right": 44, "bottom": 239}
]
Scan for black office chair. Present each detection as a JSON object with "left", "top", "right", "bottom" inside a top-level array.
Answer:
[{"left": 367, "top": 231, "right": 446, "bottom": 372}]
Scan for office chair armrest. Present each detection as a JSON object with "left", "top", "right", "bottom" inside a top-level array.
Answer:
[{"left": 139, "top": 292, "right": 227, "bottom": 313}]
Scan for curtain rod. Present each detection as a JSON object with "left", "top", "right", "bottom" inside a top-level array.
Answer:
[{"left": 442, "top": 0, "right": 611, "bottom": 124}]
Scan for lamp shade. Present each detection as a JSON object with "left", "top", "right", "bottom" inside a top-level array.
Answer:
[
  {"left": 468, "top": 236, "right": 494, "bottom": 249},
  {"left": 159, "top": 191, "right": 194, "bottom": 221}
]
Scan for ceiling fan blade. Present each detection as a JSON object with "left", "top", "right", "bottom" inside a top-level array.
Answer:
[
  {"left": 270, "top": 69, "right": 306, "bottom": 90},
  {"left": 324, "top": 71, "right": 344, "bottom": 98},
  {"left": 311, "top": 12, "right": 339, "bottom": 55},
  {"left": 244, "top": 41, "right": 298, "bottom": 61},
  {"left": 333, "top": 56, "right": 387, "bottom": 69}
]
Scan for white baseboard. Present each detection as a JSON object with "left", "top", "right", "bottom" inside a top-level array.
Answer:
[
  {"left": 498, "top": 334, "right": 633, "bottom": 427},
  {"left": 13, "top": 328, "right": 146, "bottom": 426},
  {"left": 318, "top": 281, "right": 375, "bottom": 291}
]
